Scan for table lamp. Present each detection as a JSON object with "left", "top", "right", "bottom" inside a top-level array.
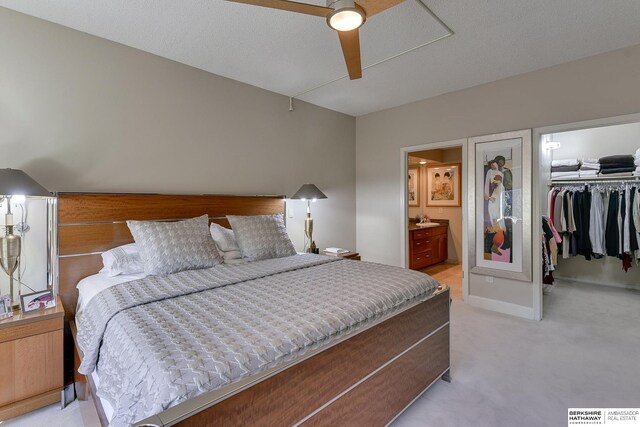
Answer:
[
  {"left": 290, "top": 184, "right": 327, "bottom": 252},
  {"left": 0, "top": 169, "right": 51, "bottom": 308}
]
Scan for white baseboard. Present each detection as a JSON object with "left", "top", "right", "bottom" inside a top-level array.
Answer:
[
  {"left": 554, "top": 275, "right": 640, "bottom": 290},
  {"left": 466, "top": 295, "right": 535, "bottom": 320}
]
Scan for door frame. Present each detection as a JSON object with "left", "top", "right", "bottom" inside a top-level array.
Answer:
[
  {"left": 533, "top": 111, "right": 640, "bottom": 320},
  {"left": 400, "top": 139, "right": 468, "bottom": 300}
]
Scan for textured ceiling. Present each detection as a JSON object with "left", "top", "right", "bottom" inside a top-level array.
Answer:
[{"left": 1, "top": 0, "right": 640, "bottom": 116}]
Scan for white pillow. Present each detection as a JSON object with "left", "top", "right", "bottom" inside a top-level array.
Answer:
[
  {"left": 100, "top": 243, "right": 145, "bottom": 277},
  {"left": 209, "top": 225, "right": 247, "bottom": 264},
  {"left": 210, "top": 223, "right": 240, "bottom": 252}
]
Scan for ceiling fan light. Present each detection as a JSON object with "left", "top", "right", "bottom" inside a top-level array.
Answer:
[{"left": 328, "top": 8, "right": 364, "bottom": 31}]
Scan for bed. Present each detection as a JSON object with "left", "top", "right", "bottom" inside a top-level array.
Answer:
[{"left": 58, "top": 193, "right": 450, "bottom": 426}]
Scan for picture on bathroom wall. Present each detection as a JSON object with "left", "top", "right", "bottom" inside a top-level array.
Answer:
[
  {"left": 408, "top": 166, "right": 420, "bottom": 207},
  {"left": 469, "top": 129, "right": 532, "bottom": 282},
  {"left": 426, "top": 163, "right": 462, "bottom": 207}
]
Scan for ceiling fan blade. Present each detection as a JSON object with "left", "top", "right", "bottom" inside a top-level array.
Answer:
[
  {"left": 355, "top": 0, "right": 405, "bottom": 16},
  {"left": 338, "top": 29, "right": 362, "bottom": 80},
  {"left": 226, "top": 0, "right": 332, "bottom": 17}
]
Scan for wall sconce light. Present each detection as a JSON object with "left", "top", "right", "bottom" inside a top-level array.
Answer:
[{"left": 543, "top": 135, "right": 561, "bottom": 150}]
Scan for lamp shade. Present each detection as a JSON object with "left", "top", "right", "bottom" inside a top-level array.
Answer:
[
  {"left": 0, "top": 169, "right": 51, "bottom": 197},
  {"left": 291, "top": 184, "right": 327, "bottom": 200}
]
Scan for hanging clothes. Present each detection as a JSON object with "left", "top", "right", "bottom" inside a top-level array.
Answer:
[
  {"left": 605, "top": 190, "right": 620, "bottom": 257},
  {"left": 575, "top": 189, "right": 592, "bottom": 260},
  {"left": 542, "top": 216, "right": 557, "bottom": 285},
  {"left": 589, "top": 189, "right": 606, "bottom": 258},
  {"left": 548, "top": 183, "right": 640, "bottom": 272}
]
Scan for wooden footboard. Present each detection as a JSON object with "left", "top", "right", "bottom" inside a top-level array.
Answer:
[{"left": 134, "top": 287, "right": 450, "bottom": 427}]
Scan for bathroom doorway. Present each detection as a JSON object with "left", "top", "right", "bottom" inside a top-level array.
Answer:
[{"left": 401, "top": 140, "right": 467, "bottom": 300}]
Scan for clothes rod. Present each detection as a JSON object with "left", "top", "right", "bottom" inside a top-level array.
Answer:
[{"left": 549, "top": 177, "right": 640, "bottom": 186}]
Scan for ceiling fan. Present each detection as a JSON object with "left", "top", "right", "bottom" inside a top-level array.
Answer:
[{"left": 226, "top": 0, "right": 406, "bottom": 80}]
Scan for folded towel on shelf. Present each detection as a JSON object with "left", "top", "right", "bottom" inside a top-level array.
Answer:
[
  {"left": 600, "top": 172, "right": 633, "bottom": 178},
  {"left": 551, "top": 164, "right": 581, "bottom": 172},
  {"left": 601, "top": 172, "right": 633, "bottom": 178},
  {"left": 599, "top": 154, "right": 634, "bottom": 165},
  {"left": 580, "top": 162, "right": 600, "bottom": 171},
  {"left": 551, "top": 171, "right": 580, "bottom": 179},
  {"left": 579, "top": 170, "right": 599, "bottom": 176},
  {"left": 582, "top": 158, "right": 600, "bottom": 164},
  {"left": 634, "top": 172, "right": 640, "bottom": 177},
  {"left": 635, "top": 148, "right": 640, "bottom": 158},
  {"left": 599, "top": 166, "right": 636, "bottom": 174},
  {"left": 551, "top": 159, "right": 580, "bottom": 167},
  {"left": 600, "top": 162, "right": 636, "bottom": 170}
]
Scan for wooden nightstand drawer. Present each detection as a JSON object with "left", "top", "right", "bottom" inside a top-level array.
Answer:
[
  {"left": 0, "top": 330, "right": 63, "bottom": 406},
  {"left": 0, "top": 297, "right": 64, "bottom": 421}
]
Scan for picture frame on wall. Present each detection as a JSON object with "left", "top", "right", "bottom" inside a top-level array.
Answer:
[
  {"left": 426, "top": 163, "right": 462, "bottom": 207},
  {"left": 468, "top": 129, "right": 532, "bottom": 282},
  {"left": 20, "top": 290, "right": 55, "bottom": 313},
  {"left": 408, "top": 166, "right": 420, "bottom": 207}
]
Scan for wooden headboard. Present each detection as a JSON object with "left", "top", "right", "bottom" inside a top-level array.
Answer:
[{"left": 57, "top": 193, "right": 285, "bottom": 320}]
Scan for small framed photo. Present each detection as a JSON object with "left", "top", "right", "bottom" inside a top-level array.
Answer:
[
  {"left": 408, "top": 166, "right": 421, "bottom": 207},
  {"left": 20, "top": 290, "right": 55, "bottom": 313},
  {"left": 0, "top": 295, "right": 13, "bottom": 320}
]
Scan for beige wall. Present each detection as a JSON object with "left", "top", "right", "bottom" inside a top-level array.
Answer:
[
  {"left": 356, "top": 43, "right": 640, "bottom": 309},
  {"left": 0, "top": 6, "right": 357, "bottom": 274},
  {"left": 408, "top": 147, "right": 462, "bottom": 262}
]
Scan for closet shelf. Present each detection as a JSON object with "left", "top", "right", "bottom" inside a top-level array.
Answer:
[{"left": 548, "top": 176, "right": 640, "bottom": 186}]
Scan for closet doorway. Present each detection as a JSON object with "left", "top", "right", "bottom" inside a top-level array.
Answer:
[
  {"left": 535, "top": 113, "right": 640, "bottom": 319},
  {"left": 401, "top": 139, "right": 467, "bottom": 301}
]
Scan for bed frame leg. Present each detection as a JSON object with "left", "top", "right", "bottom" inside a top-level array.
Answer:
[
  {"left": 75, "top": 380, "right": 90, "bottom": 401},
  {"left": 441, "top": 369, "right": 451, "bottom": 383}
]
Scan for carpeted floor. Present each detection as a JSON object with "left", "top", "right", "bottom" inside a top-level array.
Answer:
[
  {"left": 6, "top": 279, "right": 639, "bottom": 427},
  {"left": 393, "top": 279, "right": 640, "bottom": 426}
]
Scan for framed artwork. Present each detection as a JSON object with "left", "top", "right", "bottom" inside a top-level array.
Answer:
[
  {"left": 426, "top": 163, "right": 462, "bottom": 207},
  {"left": 408, "top": 166, "right": 420, "bottom": 207},
  {"left": 20, "top": 290, "right": 55, "bottom": 313},
  {"left": 468, "top": 129, "right": 532, "bottom": 282}
]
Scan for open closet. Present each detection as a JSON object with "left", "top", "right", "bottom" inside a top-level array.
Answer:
[{"left": 539, "top": 119, "right": 640, "bottom": 297}]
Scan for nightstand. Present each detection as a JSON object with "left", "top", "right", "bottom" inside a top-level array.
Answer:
[
  {"left": 0, "top": 297, "right": 64, "bottom": 421},
  {"left": 321, "top": 250, "right": 361, "bottom": 261}
]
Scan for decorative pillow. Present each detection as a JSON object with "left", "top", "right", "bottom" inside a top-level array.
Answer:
[
  {"left": 227, "top": 214, "right": 296, "bottom": 261},
  {"left": 210, "top": 223, "right": 240, "bottom": 252},
  {"left": 127, "top": 215, "right": 222, "bottom": 275},
  {"left": 100, "top": 243, "right": 144, "bottom": 277}
]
